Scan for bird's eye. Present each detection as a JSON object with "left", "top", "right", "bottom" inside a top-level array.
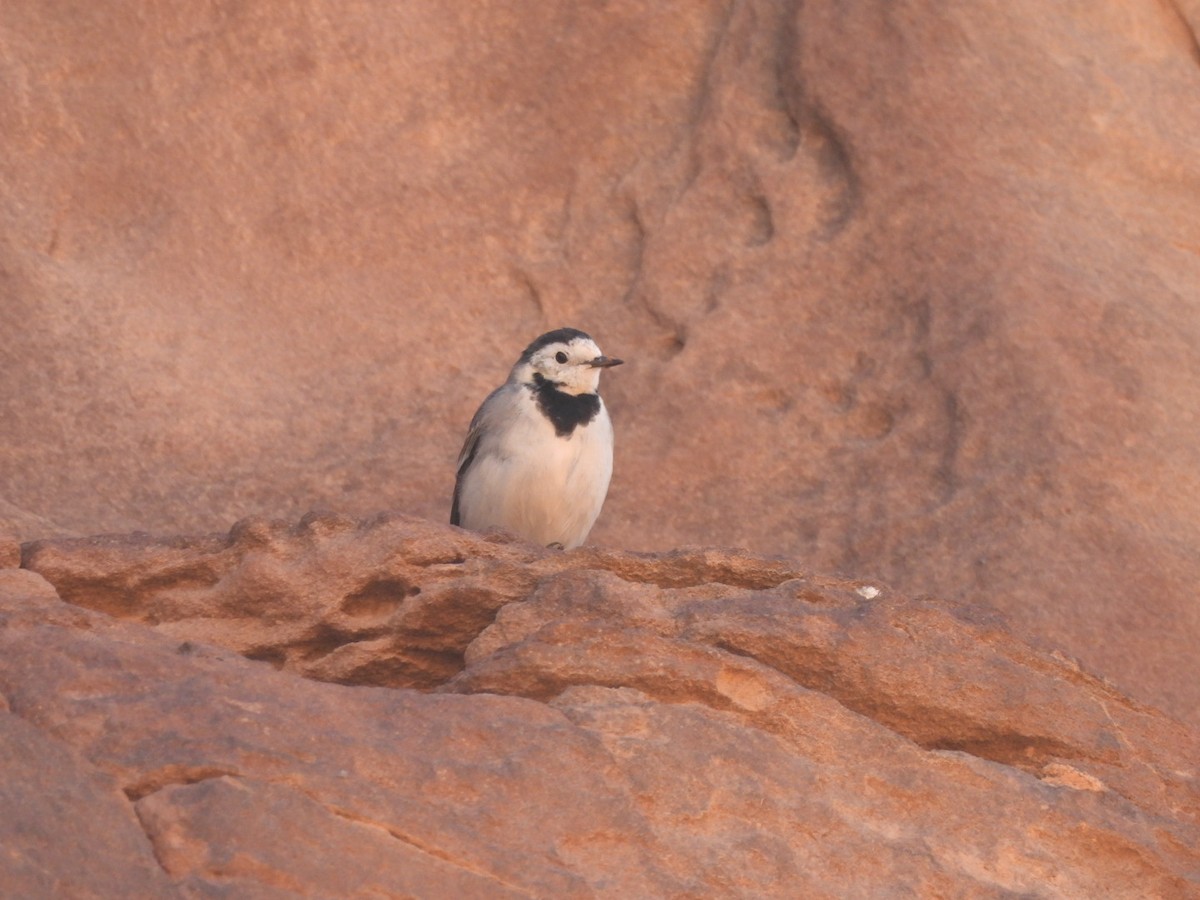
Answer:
[{"left": 555, "top": 351, "right": 568, "bottom": 364}]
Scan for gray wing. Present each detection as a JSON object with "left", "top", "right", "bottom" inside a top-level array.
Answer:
[{"left": 451, "top": 384, "right": 517, "bottom": 526}]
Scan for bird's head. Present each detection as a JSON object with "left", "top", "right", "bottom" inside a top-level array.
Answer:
[{"left": 510, "top": 328, "right": 623, "bottom": 396}]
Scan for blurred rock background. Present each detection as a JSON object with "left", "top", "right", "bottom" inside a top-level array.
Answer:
[{"left": 3, "top": 0, "right": 1200, "bottom": 728}]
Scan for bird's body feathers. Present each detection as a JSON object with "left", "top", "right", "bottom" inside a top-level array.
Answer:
[{"left": 451, "top": 329, "right": 621, "bottom": 550}]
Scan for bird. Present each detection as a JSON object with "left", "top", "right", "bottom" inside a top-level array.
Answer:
[{"left": 451, "top": 327, "right": 623, "bottom": 550}]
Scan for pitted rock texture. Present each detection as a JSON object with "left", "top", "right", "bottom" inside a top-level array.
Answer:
[
  {"left": 3, "top": 1, "right": 1200, "bottom": 731},
  {"left": 7, "top": 516, "right": 1200, "bottom": 896},
  {"left": 22, "top": 511, "right": 805, "bottom": 690}
]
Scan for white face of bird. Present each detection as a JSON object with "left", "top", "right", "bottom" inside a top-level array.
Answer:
[{"left": 514, "top": 336, "right": 623, "bottom": 396}]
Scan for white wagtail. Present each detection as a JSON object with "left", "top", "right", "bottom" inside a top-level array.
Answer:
[{"left": 451, "top": 328, "right": 623, "bottom": 550}]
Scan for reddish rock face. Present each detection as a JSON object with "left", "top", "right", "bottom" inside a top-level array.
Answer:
[
  {"left": 6, "top": 517, "right": 1200, "bottom": 895},
  {"left": 1, "top": 0, "right": 1199, "bottom": 792}
]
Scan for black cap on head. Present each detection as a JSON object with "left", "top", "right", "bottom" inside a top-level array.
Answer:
[{"left": 518, "top": 328, "right": 594, "bottom": 363}]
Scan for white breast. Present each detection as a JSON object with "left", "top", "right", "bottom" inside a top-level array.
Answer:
[{"left": 457, "top": 388, "right": 614, "bottom": 549}]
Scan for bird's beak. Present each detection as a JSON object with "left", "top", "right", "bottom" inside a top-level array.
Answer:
[{"left": 588, "top": 355, "right": 624, "bottom": 368}]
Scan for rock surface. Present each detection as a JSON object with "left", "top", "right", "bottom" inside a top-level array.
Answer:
[
  {"left": 5, "top": 516, "right": 1200, "bottom": 896},
  {"left": 2, "top": 0, "right": 1199, "bottom": 760}
]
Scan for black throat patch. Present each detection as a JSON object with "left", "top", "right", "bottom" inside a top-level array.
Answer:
[{"left": 529, "top": 373, "right": 601, "bottom": 438}]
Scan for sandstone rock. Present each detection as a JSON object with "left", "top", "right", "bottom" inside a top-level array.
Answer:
[
  {"left": 135, "top": 777, "right": 532, "bottom": 899},
  {"left": 0, "top": 571, "right": 174, "bottom": 898},
  {"left": 2, "top": 0, "right": 1199, "bottom": 735},
  {"left": 21, "top": 511, "right": 807, "bottom": 689},
  {"left": 0, "top": 499, "right": 74, "bottom": 548},
  {"left": 7, "top": 517, "right": 1199, "bottom": 896},
  {"left": 0, "top": 713, "right": 177, "bottom": 898}
]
